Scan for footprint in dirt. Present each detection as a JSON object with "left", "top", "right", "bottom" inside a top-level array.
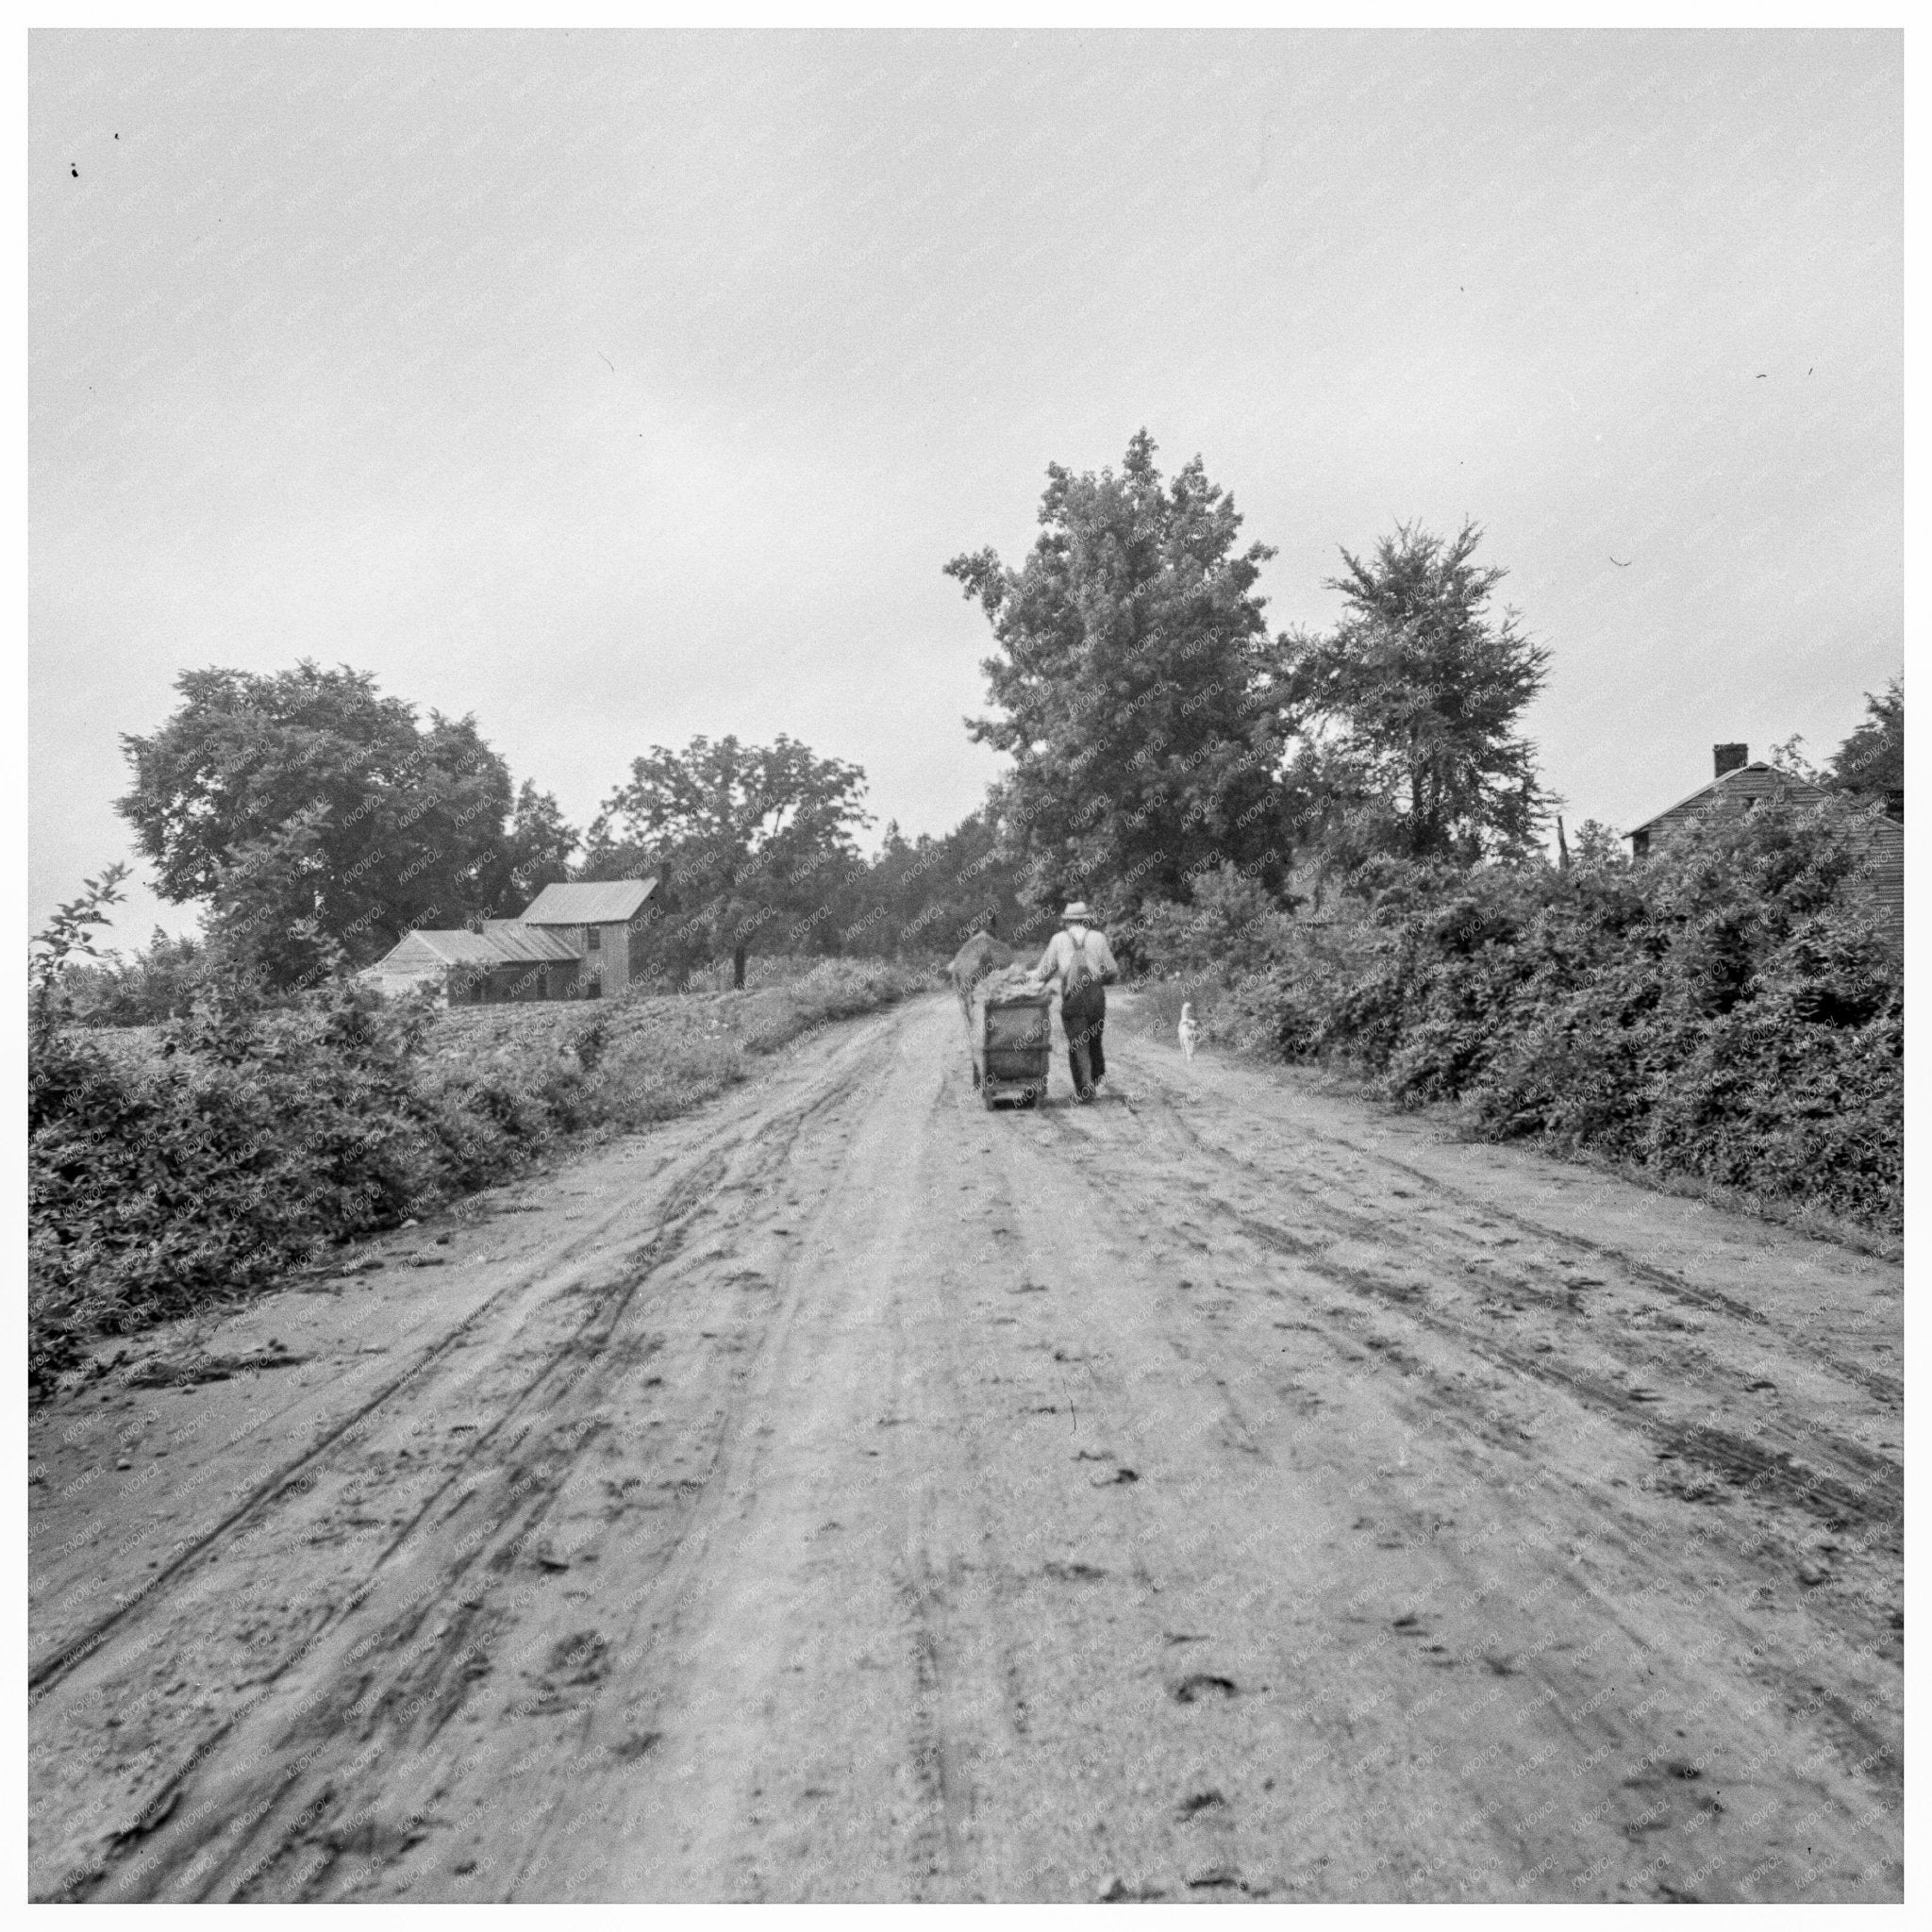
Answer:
[
  {"left": 546, "top": 1631, "right": 608, "bottom": 1686},
  {"left": 1043, "top": 1560, "right": 1108, "bottom": 1583},
  {"left": 1172, "top": 1673, "right": 1238, "bottom": 1703}
]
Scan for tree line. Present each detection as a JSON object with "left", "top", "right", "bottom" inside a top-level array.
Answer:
[{"left": 58, "top": 429, "right": 1902, "bottom": 1019}]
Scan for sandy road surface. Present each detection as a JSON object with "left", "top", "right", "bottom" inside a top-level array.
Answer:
[{"left": 29, "top": 991, "right": 1903, "bottom": 1903}]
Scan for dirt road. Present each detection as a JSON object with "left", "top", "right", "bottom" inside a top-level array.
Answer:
[{"left": 28, "top": 991, "right": 1904, "bottom": 1902}]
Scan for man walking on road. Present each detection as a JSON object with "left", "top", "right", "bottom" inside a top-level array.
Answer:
[{"left": 1033, "top": 901, "right": 1119, "bottom": 1102}]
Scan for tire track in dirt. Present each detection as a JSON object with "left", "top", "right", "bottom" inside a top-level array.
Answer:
[
  {"left": 32, "top": 1009, "right": 894, "bottom": 1901},
  {"left": 30, "top": 993, "right": 1904, "bottom": 1902},
  {"left": 177, "top": 1049, "right": 879, "bottom": 1903},
  {"left": 1130, "top": 1049, "right": 1900, "bottom": 1391},
  {"left": 1048, "top": 1034, "right": 1902, "bottom": 1831},
  {"left": 495, "top": 1013, "right": 972, "bottom": 1901},
  {"left": 1152, "top": 1087, "right": 1905, "bottom": 1408},
  {"left": 1073, "top": 1068, "right": 1901, "bottom": 1543}
]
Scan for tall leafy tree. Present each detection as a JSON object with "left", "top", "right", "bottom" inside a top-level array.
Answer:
[
  {"left": 945, "top": 430, "right": 1297, "bottom": 915},
  {"left": 1279, "top": 521, "right": 1551, "bottom": 867},
  {"left": 586, "top": 734, "right": 870, "bottom": 987},
  {"left": 1829, "top": 675, "right": 1903, "bottom": 819},
  {"left": 499, "top": 779, "right": 582, "bottom": 907},
  {"left": 833, "top": 808, "right": 1032, "bottom": 958},
  {"left": 117, "top": 662, "right": 535, "bottom": 984}
]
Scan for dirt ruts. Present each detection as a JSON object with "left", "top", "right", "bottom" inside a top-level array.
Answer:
[{"left": 28, "top": 991, "right": 1903, "bottom": 1902}]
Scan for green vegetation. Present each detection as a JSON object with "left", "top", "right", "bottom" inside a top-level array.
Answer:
[
  {"left": 946, "top": 429, "right": 1298, "bottom": 911},
  {"left": 29, "top": 932, "right": 932, "bottom": 1393},
  {"left": 39, "top": 429, "right": 1906, "bottom": 1380},
  {"left": 584, "top": 733, "right": 873, "bottom": 990},
  {"left": 1132, "top": 793, "right": 1901, "bottom": 1237},
  {"left": 1275, "top": 520, "right": 1551, "bottom": 871},
  {"left": 116, "top": 662, "right": 576, "bottom": 988}
]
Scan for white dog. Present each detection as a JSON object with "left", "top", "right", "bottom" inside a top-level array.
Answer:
[{"left": 1177, "top": 1001, "right": 1200, "bottom": 1061}]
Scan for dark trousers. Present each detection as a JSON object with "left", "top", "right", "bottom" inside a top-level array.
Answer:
[{"left": 1063, "top": 993, "right": 1106, "bottom": 1095}]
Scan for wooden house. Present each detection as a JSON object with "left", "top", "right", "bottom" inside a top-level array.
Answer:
[
  {"left": 359, "top": 877, "right": 658, "bottom": 1005},
  {"left": 518, "top": 879, "right": 658, "bottom": 997},
  {"left": 1627, "top": 744, "right": 1902, "bottom": 932}
]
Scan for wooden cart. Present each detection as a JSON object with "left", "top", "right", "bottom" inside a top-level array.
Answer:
[{"left": 971, "top": 987, "right": 1052, "bottom": 1110}]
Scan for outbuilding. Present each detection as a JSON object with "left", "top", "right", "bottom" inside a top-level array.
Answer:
[
  {"left": 358, "top": 876, "right": 658, "bottom": 1005},
  {"left": 357, "top": 924, "right": 582, "bottom": 1006}
]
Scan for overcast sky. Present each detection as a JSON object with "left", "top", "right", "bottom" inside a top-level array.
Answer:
[{"left": 30, "top": 28, "right": 1902, "bottom": 949}]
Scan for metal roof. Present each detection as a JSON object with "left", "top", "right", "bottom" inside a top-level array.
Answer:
[
  {"left": 364, "top": 924, "right": 582, "bottom": 974},
  {"left": 478, "top": 921, "right": 582, "bottom": 962},
  {"left": 519, "top": 878, "right": 657, "bottom": 925}
]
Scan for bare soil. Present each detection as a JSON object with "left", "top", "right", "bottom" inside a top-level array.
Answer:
[{"left": 28, "top": 991, "right": 1903, "bottom": 1902}]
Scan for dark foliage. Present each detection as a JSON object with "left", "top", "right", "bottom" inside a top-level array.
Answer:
[
  {"left": 832, "top": 810, "right": 1038, "bottom": 962},
  {"left": 1829, "top": 675, "right": 1904, "bottom": 819},
  {"left": 57, "top": 927, "right": 209, "bottom": 1026},
  {"left": 585, "top": 733, "right": 871, "bottom": 989},
  {"left": 28, "top": 954, "right": 929, "bottom": 1393},
  {"left": 946, "top": 430, "right": 1298, "bottom": 916},
  {"left": 1277, "top": 520, "right": 1551, "bottom": 869},
  {"left": 1142, "top": 796, "right": 1901, "bottom": 1232},
  {"left": 117, "top": 661, "right": 575, "bottom": 985}
]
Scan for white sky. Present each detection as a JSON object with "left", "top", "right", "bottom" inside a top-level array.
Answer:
[{"left": 29, "top": 28, "right": 1903, "bottom": 950}]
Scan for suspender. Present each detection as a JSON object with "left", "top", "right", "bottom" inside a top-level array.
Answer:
[{"left": 1062, "top": 931, "right": 1101, "bottom": 1003}]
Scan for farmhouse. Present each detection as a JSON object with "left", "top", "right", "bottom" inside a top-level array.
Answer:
[
  {"left": 1627, "top": 743, "right": 1902, "bottom": 930},
  {"left": 360, "top": 877, "right": 658, "bottom": 1005}
]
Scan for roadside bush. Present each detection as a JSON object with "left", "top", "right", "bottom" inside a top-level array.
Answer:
[
  {"left": 1130, "top": 862, "right": 1301, "bottom": 984},
  {"left": 56, "top": 927, "right": 210, "bottom": 1026},
  {"left": 28, "top": 953, "right": 934, "bottom": 1391},
  {"left": 1192, "top": 796, "right": 1903, "bottom": 1232}
]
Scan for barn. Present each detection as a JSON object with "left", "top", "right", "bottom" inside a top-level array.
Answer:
[
  {"left": 1626, "top": 744, "right": 1902, "bottom": 932},
  {"left": 359, "top": 877, "right": 658, "bottom": 1005}
]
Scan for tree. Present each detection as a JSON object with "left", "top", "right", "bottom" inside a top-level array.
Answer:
[
  {"left": 499, "top": 779, "right": 581, "bottom": 906},
  {"left": 1279, "top": 521, "right": 1551, "bottom": 869},
  {"left": 585, "top": 734, "right": 870, "bottom": 988},
  {"left": 58, "top": 926, "right": 209, "bottom": 1027},
  {"left": 1568, "top": 819, "right": 1627, "bottom": 870},
  {"left": 945, "top": 430, "right": 1297, "bottom": 918},
  {"left": 29, "top": 863, "right": 128, "bottom": 1057},
  {"left": 1829, "top": 675, "right": 1903, "bottom": 819},
  {"left": 1134, "top": 859, "right": 1294, "bottom": 983},
  {"left": 117, "top": 663, "right": 531, "bottom": 986},
  {"left": 832, "top": 808, "right": 1032, "bottom": 959}
]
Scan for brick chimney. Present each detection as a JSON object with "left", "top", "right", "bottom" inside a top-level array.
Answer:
[{"left": 1713, "top": 742, "right": 1749, "bottom": 778}]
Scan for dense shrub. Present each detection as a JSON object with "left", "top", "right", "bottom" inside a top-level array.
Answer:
[
  {"left": 56, "top": 927, "right": 211, "bottom": 1026},
  {"left": 1146, "top": 796, "right": 1902, "bottom": 1233},
  {"left": 28, "top": 957, "right": 934, "bottom": 1391}
]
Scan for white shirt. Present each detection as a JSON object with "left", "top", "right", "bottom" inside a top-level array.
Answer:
[{"left": 1034, "top": 925, "right": 1118, "bottom": 991}]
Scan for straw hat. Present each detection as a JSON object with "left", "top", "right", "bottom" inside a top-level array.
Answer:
[{"left": 1062, "top": 901, "right": 1094, "bottom": 923}]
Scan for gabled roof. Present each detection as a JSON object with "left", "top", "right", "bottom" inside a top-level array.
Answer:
[
  {"left": 519, "top": 879, "right": 657, "bottom": 925},
  {"left": 1628, "top": 762, "right": 1824, "bottom": 841},
  {"left": 478, "top": 920, "right": 582, "bottom": 962},
  {"left": 372, "top": 929, "right": 499, "bottom": 969},
  {"left": 364, "top": 923, "right": 580, "bottom": 974}
]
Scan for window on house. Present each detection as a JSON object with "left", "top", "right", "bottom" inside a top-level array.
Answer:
[{"left": 587, "top": 926, "right": 601, "bottom": 951}]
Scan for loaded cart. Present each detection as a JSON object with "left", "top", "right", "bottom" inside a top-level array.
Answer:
[{"left": 970, "top": 978, "right": 1052, "bottom": 1110}]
